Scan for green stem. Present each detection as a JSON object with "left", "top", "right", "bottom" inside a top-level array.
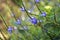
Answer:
[
  {"left": 9, "top": 7, "right": 17, "bottom": 21},
  {"left": 21, "top": 0, "right": 32, "bottom": 19},
  {"left": 0, "top": 15, "right": 8, "bottom": 29},
  {"left": 35, "top": 2, "right": 42, "bottom": 13},
  {"left": 53, "top": 4, "right": 57, "bottom": 23},
  {"left": 34, "top": 0, "right": 48, "bottom": 21},
  {"left": 34, "top": 1, "right": 54, "bottom": 39},
  {"left": 54, "top": 12, "right": 57, "bottom": 23}
]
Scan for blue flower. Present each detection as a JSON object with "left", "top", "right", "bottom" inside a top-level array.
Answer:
[
  {"left": 31, "top": 17, "right": 37, "bottom": 24},
  {"left": 35, "top": 0, "right": 40, "bottom": 3},
  {"left": 41, "top": 12, "right": 46, "bottom": 17},
  {"left": 8, "top": 26, "right": 13, "bottom": 34},
  {"left": 15, "top": 19, "right": 21, "bottom": 25},
  {"left": 20, "top": 7, "right": 25, "bottom": 11}
]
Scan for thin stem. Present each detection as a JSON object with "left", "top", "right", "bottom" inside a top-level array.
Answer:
[
  {"left": 12, "top": 0, "right": 32, "bottom": 19},
  {"left": 11, "top": 12, "right": 17, "bottom": 21},
  {"left": 34, "top": 0, "right": 48, "bottom": 21},
  {"left": 9, "top": 7, "right": 17, "bottom": 21},
  {"left": 54, "top": 12, "right": 57, "bottom": 23},
  {"left": 32, "top": 2, "right": 54, "bottom": 40},
  {"left": 34, "top": 2, "right": 42, "bottom": 13},
  {"left": 0, "top": 15, "right": 8, "bottom": 29},
  {"left": 52, "top": 2, "right": 59, "bottom": 26},
  {"left": 53, "top": 4, "right": 57, "bottom": 23},
  {"left": 21, "top": 0, "right": 32, "bottom": 19},
  {"left": 6, "top": 0, "right": 17, "bottom": 21}
]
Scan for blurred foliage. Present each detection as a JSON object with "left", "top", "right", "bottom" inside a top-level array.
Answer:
[{"left": 0, "top": 0, "right": 60, "bottom": 40}]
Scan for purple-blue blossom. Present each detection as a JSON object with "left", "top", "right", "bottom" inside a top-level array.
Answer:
[
  {"left": 35, "top": 0, "right": 40, "bottom": 3},
  {"left": 31, "top": 17, "right": 37, "bottom": 24},
  {"left": 8, "top": 26, "right": 13, "bottom": 34},
  {"left": 41, "top": 12, "right": 46, "bottom": 17},
  {"left": 20, "top": 7, "right": 25, "bottom": 11}
]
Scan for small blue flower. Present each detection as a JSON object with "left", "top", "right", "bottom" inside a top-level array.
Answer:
[
  {"left": 8, "top": 26, "right": 13, "bottom": 34},
  {"left": 41, "top": 12, "right": 46, "bottom": 17},
  {"left": 20, "top": 7, "right": 25, "bottom": 11},
  {"left": 35, "top": 0, "right": 40, "bottom": 3},
  {"left": 15, "top": 19, "right": 21, "bottom": 25},
  {"left": 31, "top": 17, "right": 37, "bottom": 24}
]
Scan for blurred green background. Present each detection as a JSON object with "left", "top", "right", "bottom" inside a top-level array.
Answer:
[{"left": 0, "top": 0, "right": 60, "bottom": 40}]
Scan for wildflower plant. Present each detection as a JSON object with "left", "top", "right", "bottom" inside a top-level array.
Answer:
[{"left": 0, "top": 0, "right": 60, "bottom": 40}]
